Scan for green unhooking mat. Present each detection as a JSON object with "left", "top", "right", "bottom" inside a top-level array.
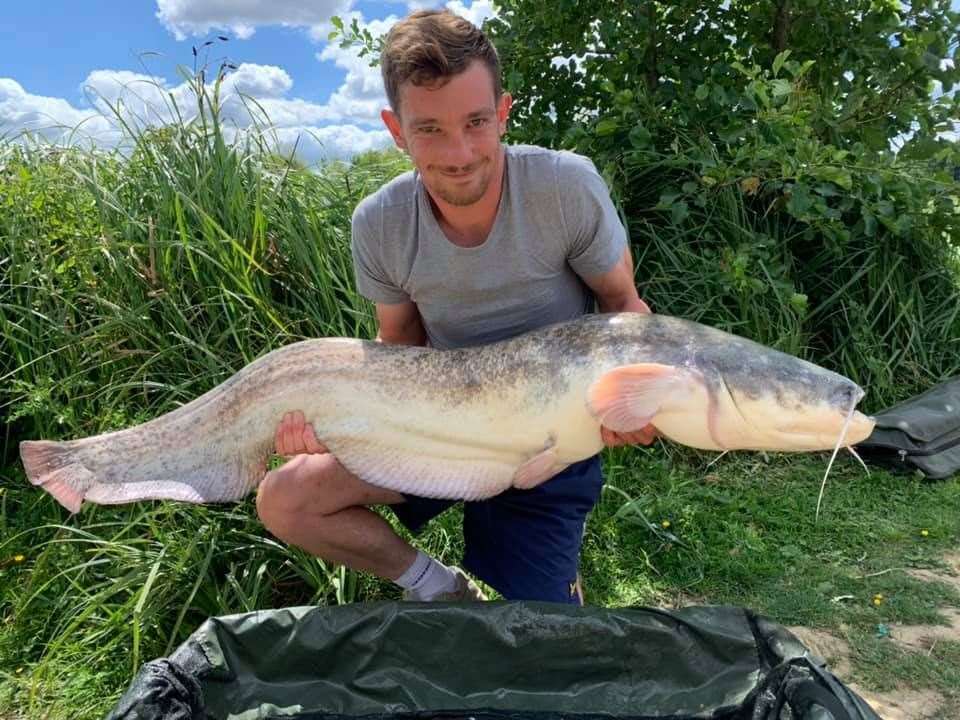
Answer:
[
  {"left": 104, "top": 602, "right": 881, "bottom": 720},
  {"left": 855, "top": 375, "right": 960, "bottom": 479}
]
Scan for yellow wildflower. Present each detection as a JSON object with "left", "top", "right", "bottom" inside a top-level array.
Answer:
[
  {"left": 921, "top": 529, "right": 929, "bottom": 537},
  {"left": 12, "top": 554, "right": 25, "bottom": 564},
  {"left": 661, "top": 520, "right": 671, "bottom": 529}
]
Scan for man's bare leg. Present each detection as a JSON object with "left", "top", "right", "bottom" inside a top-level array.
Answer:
[
  {"left": 257, "top": 411, "right": 485, "bottom": 601},
  {"left": 256, "top": 452, "right": 415, "bottom": 581}
]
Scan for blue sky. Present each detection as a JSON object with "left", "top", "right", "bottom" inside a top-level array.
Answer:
[
  {"left": 0, "top": 1, "right": 954, "bottom": 160},
  {"left": 0, "top": 0, "right": 495, "bottom": 161}
]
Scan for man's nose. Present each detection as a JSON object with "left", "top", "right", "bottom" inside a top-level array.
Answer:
[{"left": 442, "top": 129, "right": 474, "bottom": 166}]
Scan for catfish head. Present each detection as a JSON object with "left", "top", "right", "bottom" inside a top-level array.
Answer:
[{"left": 586, "top": 315, "right": 876, "bottom": 452}]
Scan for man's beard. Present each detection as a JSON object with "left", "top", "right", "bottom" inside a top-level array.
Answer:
[{"left": 429, "top": 158, "right": 492, "bottom": 206}]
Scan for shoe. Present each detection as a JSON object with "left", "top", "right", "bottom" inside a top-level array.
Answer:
[
  {"left": 403, "top": 566, "right": 488, "bottom": 602},
  {"left": 574, "top": 572, "right": 585, "bottom": 606}
]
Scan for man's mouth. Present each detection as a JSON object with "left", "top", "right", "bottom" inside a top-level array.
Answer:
[{"left": 437, "top": 161, "right": 484, "bottom": 179}]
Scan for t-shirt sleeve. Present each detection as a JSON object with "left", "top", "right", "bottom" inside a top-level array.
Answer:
[
  {"left": 557, "top": 153, "right": 628, "bottom": 278},
  {"left": 350, "top": 201, "right": 410, "bottom": 305}
]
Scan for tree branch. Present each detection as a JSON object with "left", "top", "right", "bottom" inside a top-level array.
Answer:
[
  {"left": 645, "top": 1, "right": 658, "bottom": 92},
  {"left": 773, "top": 0, "right": 791, "bottom": 53}
]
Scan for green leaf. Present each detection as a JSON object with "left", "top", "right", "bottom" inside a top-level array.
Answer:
[
  {"left": 862, "top": 206, "right": 877, "bottom": 236},
  {"left": 695, "top": 83, "right": 710, "bottom": 101},
  {"left": 786, "top": 183, "right": 813, "bottom": 217},
  {"left": 595, "top": 118, "right": 620, "bottom": 136},
  {"left": 671, "top": 201, "right": 690, "bottom": 225},
  {"left": 772, "top": 49, "right": 791, "bottom": 77},
  {"left": 330, "top": 15, "right": 343, "bottom": 31},
  {"left": 862, "top": 126, "right": 889, "bottom": 151},
  {"left": 792, "top": 59, "right": 816, "bottom": 79},
  {"left": 751, "top": 82, "right": 770, "bottom": 108},
  {"left": 718, "top": 122, "right": 748, "bottom": 144},
  {"left": 813, "top": 166, "right": 852, "bottom": 190},
  {"left": 656, "top": 191, "right": 682, "bottom": 209},
  {"left": 628, "top": 123, "right": 652, "bottom": 148},
  {"left": 771, "top": 79, "right": 792, "bottom": 97}
]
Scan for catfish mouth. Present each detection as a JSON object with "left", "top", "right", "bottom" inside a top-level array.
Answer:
[
  {"left": 719, "top": 380, "right": 876, "bottom": 452},
  {"left": 777, "top": 409, "right": 876, "bottom": 449},
  {"left": 775, "top": 381, "right": 874, "bottom": 448}
]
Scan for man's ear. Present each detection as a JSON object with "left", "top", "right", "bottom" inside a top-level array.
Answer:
[
  {"left": 381, "top": 108, "right": 407, "bottom": 151},
  {"left": 496, "top": 92, "right": 513, "bottom": 136}
]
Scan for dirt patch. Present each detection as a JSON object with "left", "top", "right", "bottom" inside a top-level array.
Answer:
[
  {"left": 906, "top": 550, "right": 960, "bottom": 594},
  {"left": 784, "top": 553, "right": 960, "bottom": 719},
  {"left": 786, "top": 625, "right": 947, "bottom": 719},
  {"left": 787, "top": 625, "right": 853, "bottom": 677},
  {"left": 846, "top": 686, "right": 947, "bottom": 720},
  {"left": 889, "top": 607, "right": 960, "bottom": 653},
  {"left": 893, "top": 551, "right": 960, "bottom": 653}
]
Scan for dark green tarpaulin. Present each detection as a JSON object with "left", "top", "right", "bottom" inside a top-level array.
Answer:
[
  {"left": 856, "top": 375, "right": 960, "bottom": 479},
  {"left": 105, "top": 602, "right": 881, "bottom": 720}
]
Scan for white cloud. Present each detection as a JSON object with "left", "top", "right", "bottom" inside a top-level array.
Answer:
[
  {"left": 156, "top": 0, "right": 353, "bottom": 40},
  {"left": 267, "top": 124, "right": 393, "bottom": 162},
  {"left": 444, "top": 0, "right": 497, "bottom": 27},
  {"left": 222, "top": 63, "right": 293, "bottom": 97},
  {"left": 315, "top": 14, "right": 397, "bottom": 123},
  {"left": 404, "top": 0, "right": 497, "bottom": 25},
  {"left": 3, "top": 0, "right": 499, "bottom": 161},
  {"left": 0, "top": 64, "right": 394, "bottom": 162},
  {"left": 0, "top": 78, "right": 117, "bottom": 146}
]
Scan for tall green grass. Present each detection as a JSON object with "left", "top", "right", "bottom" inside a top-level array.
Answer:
[
  {"left": 0, "top": 71, "right": 410, "bottom": 715},
  {"left": 1, "top": 67, "right": 959, "bottom": 718},
  {"left": 610, "top": 130, "right": 960, "bottom": 410}
]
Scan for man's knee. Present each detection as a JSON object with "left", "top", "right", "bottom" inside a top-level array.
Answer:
[{"left": 256, "top": 453, "right": 339, "bottom": 534}]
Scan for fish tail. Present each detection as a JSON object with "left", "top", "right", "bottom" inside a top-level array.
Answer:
[{"left": 20, "top": 440, "right": 95, "bottom": 514}]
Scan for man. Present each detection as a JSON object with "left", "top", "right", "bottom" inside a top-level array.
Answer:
[{"left": 255, "top": 9, "right": 655, "bottom": 605}]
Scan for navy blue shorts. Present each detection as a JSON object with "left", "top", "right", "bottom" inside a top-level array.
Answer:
[{"left": 390, "top": 455, "right": 604, "bottom": 604}]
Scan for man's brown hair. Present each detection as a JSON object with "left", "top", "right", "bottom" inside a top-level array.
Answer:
[{"left": 380, "top": 10, "right": 502, "bottom": 113}]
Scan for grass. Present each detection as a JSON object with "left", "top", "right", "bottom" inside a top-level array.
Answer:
[
  {"left": 2, "top": 450, "right": 959, "bottom": 717},
  {"left": 1, "top": 68, "right": 959, "bottom": 718}
]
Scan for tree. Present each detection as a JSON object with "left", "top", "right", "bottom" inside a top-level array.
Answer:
[{"left": 486, "top": 0, "right": 959, "bottom": 156}]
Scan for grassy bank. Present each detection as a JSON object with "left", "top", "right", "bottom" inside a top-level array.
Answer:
[
  {"left": 2, "top": 451, "right": 959, "bottom": 717},
  {"left": 2, "top": 77, "right": 959, "bottom": 717}
]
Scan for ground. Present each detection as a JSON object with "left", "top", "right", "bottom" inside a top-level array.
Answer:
[{"left": 788, "top": 551, "right": 960, "bottom": 719}]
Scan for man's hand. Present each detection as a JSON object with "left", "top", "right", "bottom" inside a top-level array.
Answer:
[
  {"left": 275, "top": 410, "right": 328, "bottom": 456},
  {"left": 601, "top": 425, "right": 659, "bottom": 447}
]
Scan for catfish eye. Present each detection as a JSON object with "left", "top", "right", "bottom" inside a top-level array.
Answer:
[{"left": 831, "top": 383, "right": 860, "bottom": 409}]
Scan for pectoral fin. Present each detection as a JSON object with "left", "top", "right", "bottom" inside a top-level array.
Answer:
[
  {"left": 513, "top": 448, "right": 559, "bottom": 490},
  {"left": 587, "top": 363, "right": 680, "bottom": 432}
]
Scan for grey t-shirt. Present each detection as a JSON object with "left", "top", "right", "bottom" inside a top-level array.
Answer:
[{"left": 350, "top": 144, "right": 627, "bottom": 350}]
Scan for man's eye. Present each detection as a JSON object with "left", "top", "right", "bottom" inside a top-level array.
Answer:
[
  {"left": 418, "top": 126, "right": 438, "bottom": 134},
  {"left": 469, "top": 118, "right": 489, "bottom": 128}
]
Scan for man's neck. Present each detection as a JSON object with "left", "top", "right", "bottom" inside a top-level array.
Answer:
[{"left": 427, "top": 145, "right": 506, "bottom": 248}]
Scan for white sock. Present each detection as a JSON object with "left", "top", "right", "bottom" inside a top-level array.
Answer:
[{"left": 395, "top": 550, "right": 458, "bottom": 600}]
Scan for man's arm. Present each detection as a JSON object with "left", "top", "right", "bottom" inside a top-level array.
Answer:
[
  {"left": 582, "top": 246, "right": 657, "bottom": 447},
  {"left": 582, "top": 247, "right": 651, "bottom": 314},
  {"left": 375, "top": 300, "right": 429, "bottom": 346}
]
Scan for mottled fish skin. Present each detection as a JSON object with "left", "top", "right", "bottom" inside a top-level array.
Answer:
[{"left": 19, "top": 313, "right": 876, "bottom": 513}]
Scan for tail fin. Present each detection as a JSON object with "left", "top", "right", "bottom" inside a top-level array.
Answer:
[{"left": 20, "top": 441, "right": 94, "bottom": 514}]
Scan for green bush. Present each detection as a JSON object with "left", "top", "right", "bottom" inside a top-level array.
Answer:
[{"left": 485, "top": 0, "right": 960, "bottom": 407}]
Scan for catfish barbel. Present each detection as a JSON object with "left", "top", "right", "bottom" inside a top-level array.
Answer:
[{"left": 20, "top": 313, "right": 876, "bottom": 514}]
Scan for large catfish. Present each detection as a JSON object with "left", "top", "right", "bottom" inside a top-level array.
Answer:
[{"left": 20, "top": 313, "right": 875, "bottom": 514}]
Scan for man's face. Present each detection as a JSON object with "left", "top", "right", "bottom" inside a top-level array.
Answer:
[{"left": 382, "top": 60, "right": 512, "bottom": 207}]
